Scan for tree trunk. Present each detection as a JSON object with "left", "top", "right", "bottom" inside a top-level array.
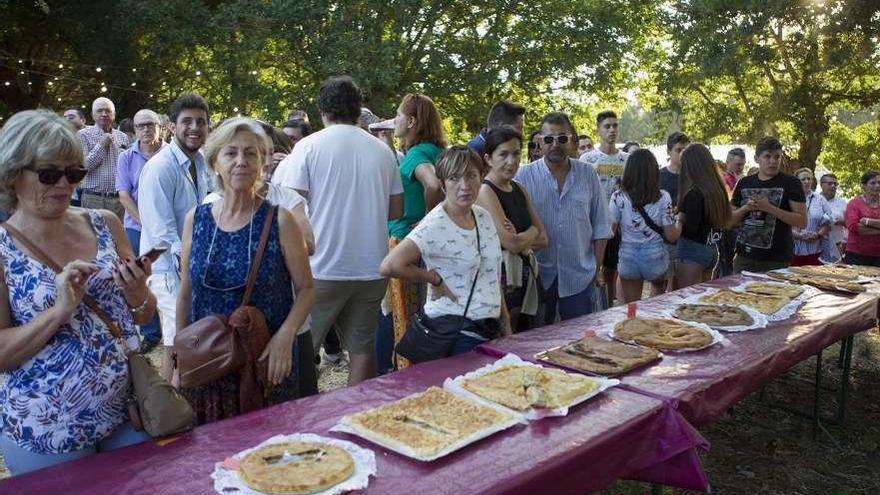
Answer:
[{"left": 796, "top": 113, "right": 829, "bottom": 172}]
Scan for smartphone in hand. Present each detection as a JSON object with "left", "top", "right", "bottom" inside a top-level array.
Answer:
[{"left": 135, "top": 244, "right": 169, "bottom": 268}]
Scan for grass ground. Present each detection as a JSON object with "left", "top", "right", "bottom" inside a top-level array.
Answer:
[{"left": 2, "top": 330, "right": 878, "bottom": 494}]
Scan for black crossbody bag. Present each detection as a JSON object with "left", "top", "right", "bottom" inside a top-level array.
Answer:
[
  {"left": 635, "top": 204, "right": 675, "bottom": 245},
  {"left": 396, "top": 210, "right": 498, "bottom": 363}
]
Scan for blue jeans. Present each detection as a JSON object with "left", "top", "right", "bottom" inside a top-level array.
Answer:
[
  {"left": 126, "top": 228, "right": 161, "bottom": 349},
  {"left": 676, "top": 237, "right": 719, "bottom": 270},
  {"left": 544, "top": 278, "right": 596, "bottom": 325},
  {"left": 0, "top": 422, "right": 150, "bottom": 476},
  {"left": 374, "top": 312, "right": 394, "bottom": 375},
  {"left": 618, "top": 241, "right": 670, "bottom": 281}
]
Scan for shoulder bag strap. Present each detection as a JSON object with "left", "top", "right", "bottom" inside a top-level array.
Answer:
[
  {"left": 241, "top": 204, "right": 277, "bottom": 307},
  {"left": 460, "top": 209, "right": 481, "bottom": 320},
  {"left": 634, "top": 203, "right": 672, "bottom": 245},
  {"left": 2, "top": 222, "right": 129, "bottom": 347}
]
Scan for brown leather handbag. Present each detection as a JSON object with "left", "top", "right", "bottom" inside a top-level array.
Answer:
[
  {"left": 2, "top": 222, "right": 194, "bottom": 437},
  {"left": 173, "top": 205, "right": 276, "bottom": 391}
]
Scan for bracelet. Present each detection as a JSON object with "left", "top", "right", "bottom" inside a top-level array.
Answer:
[{"left": 128, "top": 292, "right": 151, "bottom": 314}]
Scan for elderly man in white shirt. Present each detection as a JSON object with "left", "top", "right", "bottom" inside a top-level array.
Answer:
[{"left": 819, "top": 173, "right": 848, "bottom": 262}]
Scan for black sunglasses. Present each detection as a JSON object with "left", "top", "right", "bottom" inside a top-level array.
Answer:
[
  {"left": 542, "top": 134, "right": 570, "bottom": 145},
  {"left": 25, "top": 165, "right": 88, "bottom": 185},
  {"left": 528, "top": 142, "right": 537, "bottom": 150}
]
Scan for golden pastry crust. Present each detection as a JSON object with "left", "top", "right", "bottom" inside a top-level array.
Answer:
[
  {"left": 700, "top": 289, "right": 790, "bottom": 315},
  {"left": 239, "top": 441, "right": 354, "bottom": 495},
  {"left": 540, "top": 336, "right": 661, "bottom": 376},
  {"left": 767, "top": 271, "right": 865, "bottom": 293},
  {"left": 613, "top": 318, "right": 714, "bottom": 351},
  {"left": 674, "top": 304, "right": 754, "bottom": 327},
  {"left": 461, "top": 365, "right": 598, "bottom": 410},
  {"left": 788, "top": 264, "right": 880, "bottom": 280},
  {"left": 743, "top": 282, "right": 805, "bottom": 299},
  {"left": 343, "top": 387, "right": 511, "bottom": 458}
]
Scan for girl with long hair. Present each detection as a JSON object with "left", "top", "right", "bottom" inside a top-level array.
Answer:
[
  {"left": 610, "top": 149, "right": 681, "bottom": 302},
  {"left": 675, "top": 143, "right": 732, "bottom": 287}
]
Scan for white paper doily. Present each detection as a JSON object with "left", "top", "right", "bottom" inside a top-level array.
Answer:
[
  {"left": 211, "top": 433, "right": 376, "bottom": 495},
  {"left": 443, "top": 353, "right": 619, "bottom": 420}
]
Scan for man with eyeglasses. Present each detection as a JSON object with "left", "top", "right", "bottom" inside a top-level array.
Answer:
[
  {"left": 77, "top": 97, "right": 130, "bottom": 221},
  {"left": 579, "top": 110, "right": 628, "bottom": 305},
  {"left": 819, "top": 173, "right": 848, "bottom": 261},
  {"left": 515, "top": 112, "right": 611, "bottom": 323},
  {"left": 115, "top": 109, "right": 165, "bottom": 350}
]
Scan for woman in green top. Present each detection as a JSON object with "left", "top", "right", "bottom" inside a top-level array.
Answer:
[{"left": 383, "top": 93, "right": 447, "bottom": 368}]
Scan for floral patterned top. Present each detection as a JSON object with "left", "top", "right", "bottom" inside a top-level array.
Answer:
[{"left": 0, "top": 210, "right": 138, "bottom": 454}]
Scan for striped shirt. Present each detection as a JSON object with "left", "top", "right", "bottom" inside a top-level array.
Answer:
[
  {"left": 793, "top": 191, "right": 833, "bottom": 256},
  {"left": 78, "top": 125, "right": 130, "bottom": 193},
  {"left": 514, "top": 158, "right": 612, "bottom": 297}
]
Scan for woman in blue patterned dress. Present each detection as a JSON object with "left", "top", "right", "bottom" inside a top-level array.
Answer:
[
  {"left": 0, "top": 110, "right": 157, "bottom": 475},
  {"left": 177, "top": 117, "right": 316, "bottom": 425}
]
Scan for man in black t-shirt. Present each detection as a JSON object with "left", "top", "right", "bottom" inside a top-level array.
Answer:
[
  {"left": 660, "top": 132, "right": 689, "bottom": 288},
  {"left": 730, "top": 137, "right": 807, "bottom": 273}
]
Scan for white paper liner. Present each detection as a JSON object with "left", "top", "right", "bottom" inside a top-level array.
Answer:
[
  {"left": 442, "top": 354, "right": 619, "bottom": 420},
  {"left": 600, "top": 318, "right": 727, "bottom": 352},
  {"left": 331, "top": 394, "right": 523, "bottom": 462},
  {"left": 211, "top": 433, "right": 376, "bottom": 495},
  {"left": 666, "top": 296, "right": 769, "bottom": 332},
  {"left": 693, "top": 280, "right": 816, "bottom": 322}
]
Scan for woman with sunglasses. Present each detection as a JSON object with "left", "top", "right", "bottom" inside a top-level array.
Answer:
[
  {"left": 477, "top": 127, "right": 547, "bottom": 331},
  {"left": 0, "top": 110, "right": 156, "bottom": 475},
  {"left": 177, "top": 117, "right": 315, "bottom": 425}
]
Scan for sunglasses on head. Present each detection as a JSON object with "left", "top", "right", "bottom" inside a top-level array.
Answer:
[
  {"left": 25, "top": 165, "right": 88, "bottom": 185},
  {"left": 541, "top": 134, "right": 570, "bottom": 145}
]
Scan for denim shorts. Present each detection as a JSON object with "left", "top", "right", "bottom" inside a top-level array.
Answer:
[
  {"left": 676, "top": 237, "right": 719, "bottom": 270},
  {"left": 617, "top": 241, "right": 670, "bottom": 281}
]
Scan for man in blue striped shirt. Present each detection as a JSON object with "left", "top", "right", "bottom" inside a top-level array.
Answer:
[{"left": 515, "top": 112, "right": 612, "bottom": 324}]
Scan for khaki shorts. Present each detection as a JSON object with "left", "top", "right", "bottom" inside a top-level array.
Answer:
[{"left": 310, "top": 279, "right": 388, "bottom": 355}]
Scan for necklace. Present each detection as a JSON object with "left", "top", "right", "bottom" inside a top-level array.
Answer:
[
  {"left": 201, "top": 199, "right": 256, "bottom": 291},
  {"left": 863, "top": 194, "right": 880, "bottom": 208}
]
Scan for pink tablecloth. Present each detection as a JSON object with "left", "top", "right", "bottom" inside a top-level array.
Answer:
[
  {"left": 481, "top": 275, "right": 879, "bottom": 426},
  {"left": 1, "top": 352, "right": 709, "bottom": 494}
]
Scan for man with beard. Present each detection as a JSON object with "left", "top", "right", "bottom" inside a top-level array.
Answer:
[
  {"left": 138, "top": 93, "right": 211, "bottom": 379},
  {"left": 77, "top": 97, "right": 130, "bottom": 220},
  {"left": 515, "top": 112, "right": 611, "bottom": 323}
]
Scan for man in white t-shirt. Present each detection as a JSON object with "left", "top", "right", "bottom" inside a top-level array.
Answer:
[
  {"left": 274, "top": 76, "right": 403, "bottom": 385},
  {"left": 579, "top": 110, "right": 628, "bottom": 305}
]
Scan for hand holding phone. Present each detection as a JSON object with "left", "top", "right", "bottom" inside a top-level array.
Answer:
[{"left": 135, "top": 244, "right": 169, "bottom": 268}]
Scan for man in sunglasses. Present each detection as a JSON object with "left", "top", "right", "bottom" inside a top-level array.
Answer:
[
  {"left": 515, "top": 112, "right": 611, "bottom": 324},
  {"left": 579, "top": 110, "right": 628, "bottom": 305},
  {"left": 77, "top": 97, "right": 130, "bottom": 221}
]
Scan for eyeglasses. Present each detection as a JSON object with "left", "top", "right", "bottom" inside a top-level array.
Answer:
[
  {"left": 24, "top": 165, "right": 87, "bottom": 185},
  {"left": 134, "top": 122, "right": 159, "bottom": 130},
  {"left": 528, "top": 142, "right": 537, "bottom": 150},
  {"left": 541, "top": 134, "right": 571, "bottom": 145}
]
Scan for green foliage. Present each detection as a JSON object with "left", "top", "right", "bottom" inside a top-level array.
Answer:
[{"left": 820, "top": 119, "right": 880, "bottom": 197}]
